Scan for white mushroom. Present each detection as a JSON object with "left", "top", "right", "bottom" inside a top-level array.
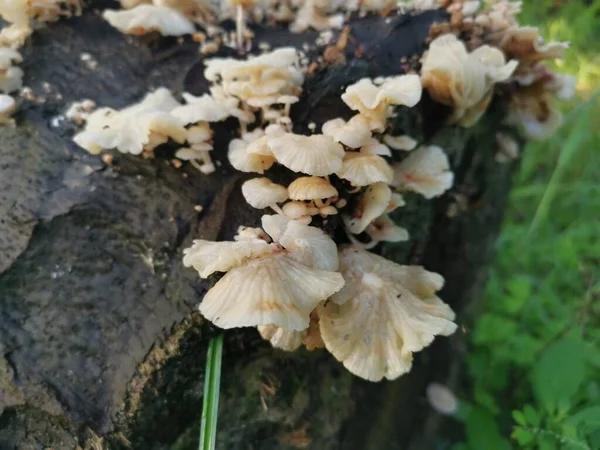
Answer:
[
  {"left": 336, "top": 151, "right": 393, "bottom": 186},
  {"left": 382, "top": 134, "right": 417, "bottom": 151},
  {"left": 392, "top": 146, "right": 453, "bottom": 198},
  {"left": 267, "top": 133, "right": 345, "bottom": 176},
  {"left": 287, "top": 176, "right": 338, "bottom": 208},
  {"left": 344, "top": 182, "right": 391, "bottom": 234},
  {"left": 171, "top": 92, "right": 233, "bottom": 125},
  {"left": 322, "top": 115, "right": 372, "bottom": 149},
  {"left": 365, "top": 214, "right": 409, "bottom": 243},
  {"left": 241, "top": 177, "right": 288, "bottom": 214},
  {"left": 183, "top": 215, "right": 344, "bottom": 330},
  {"left": 103, "top": 5, "right": 196, "bottom": 36},
  {"left": 0, "top": 93, "right": 16, "bottom": 126},
  {"left": 319, "top": 246, "right": 457, "bottom": 381},
  {"left": 73, "top": 88, "right": 186, "bottom": 155},
  {"left": 341, "top": 75, "right": 423, "bottom": 131}
]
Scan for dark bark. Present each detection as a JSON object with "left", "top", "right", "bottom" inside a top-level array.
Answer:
[{"left": 0, "top": 6, "right": 518, "bottom": 450}]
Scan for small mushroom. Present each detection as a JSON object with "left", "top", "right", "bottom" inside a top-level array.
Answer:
[
  {"left": 382, "top": 134, "right": 417, "bottom": 151},
  {"left": 288, "top": 176, "right": 338, "bottom": 208},
  {"left": 341, "top": 75, "right": 422, "bottom": 131},
  {"left": 392, "top": 146, "right": 453, "bottom": 198},
  {"left": 344, "top": 182, "right": 391, "bottom": 234},
  {"left": 336, "top": 151, "right": 393, "bottom": 187},
  {"left": 258, "top": 325, "right": 306, "bottom": 351},
  {"left": 0, "top": 94, "right": 16, "bottom": 126},
  {"left": 103, "top": 5, "right": 196, "bottom": 36},
  {"left": 322, "top": 115, "right": 371, "bottom": 149},
  {"left": 267, "top": 133, "right": 345, "bottom": 176},
  {"left": 241, "top": 177, "right": 288, "bottom": 214},
  {"left": 365, "top": 214, "right": 409, "bottom": 243}
]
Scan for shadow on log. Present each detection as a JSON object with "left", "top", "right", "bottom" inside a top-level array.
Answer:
[{"left": 0, "top": 5, "right": 519, "bottom": 450}]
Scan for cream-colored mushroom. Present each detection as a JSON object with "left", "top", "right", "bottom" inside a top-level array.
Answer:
[
  {"left": 287, "top": 176, "right": 338, "bottom": 209},
  {"left": 290, "top": 0, "right": 344, "bottom": 33},
  {"left": 365, "top": 214, "right": 409, "bottom": 243},
  {"left": 175, "top": 142, "right": 215, "bottom": 173},
  {"left": 228, "top": 127, "right": 283, "bottom": 174},
  {"left": 73, "top": 88, "right": 186, "bottom": 155},
  {"left": 0, "top": 47, "right": 22, "bottom": 94},
  {"left": 336, "top": 151, "right": 393, "bottom": 187},
  {"left": 382, "top": 134, "right": 417, "bottom": 151},
  {"left": 322, "top": 114, "right": 372, "bottom": 149},
  {"left": 319, "top": 245, "right": 457, "bottom": 381},
  {"left": 421, "top": 34, "right": 517, "bottom": 126},
  {"left": 0, "top": 24, "right": 32, "bottom": 49},
  {"left": 225, "top": 0, "right": 255, "bottom": 50},
  {"left": 103, "top": 5, "right": 196, "bottom": 36},
  {"left": 392, "top": 146, "right": 453, "bottom": 198},
  {"left": 344, "top": 182, "right": 391, "bottom": 234},
  {"left": 499, "top": 26, "right": 569, "bottom": 65},
  {"left": 234, "top": 225, "right": 270, "bottom": 242},
  {"left": 267, "top": 133, "right": 345, "bottom": 176},
  {"left": 341, "top": 75, "right": 422, "bottom": 131},
  {"left": 171, "top": 92, "right": 233, "bottom": 125},
  {"left": 241, "top": 177, "right": 288, "bottom": 214},
  {"left": 183, "top": 215, "right": 344, "bottom": 330},
  {"left": 0, "top": 93, "right": 16, "bottom": 126}
]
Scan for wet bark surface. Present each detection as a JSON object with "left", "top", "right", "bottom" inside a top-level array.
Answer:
[{"left": 0, "top": 5, "right": 518, "bottom": 450}]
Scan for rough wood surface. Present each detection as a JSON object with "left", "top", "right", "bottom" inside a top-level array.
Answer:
[{"left": 0, "top": 6, "right": 518, "bottom": 449}]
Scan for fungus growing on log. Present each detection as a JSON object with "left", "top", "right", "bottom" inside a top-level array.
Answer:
[{"left": 0, "top": 0, "right": 575, "bottom": 447}]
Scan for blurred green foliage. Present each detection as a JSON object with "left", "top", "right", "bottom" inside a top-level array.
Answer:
[{"left": 457, "top": 1, "right": 600, "bottom": 449}]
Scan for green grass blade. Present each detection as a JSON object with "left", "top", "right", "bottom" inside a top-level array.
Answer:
[{"left": 199, "top": 334, "right": 224, "bottom": 450}]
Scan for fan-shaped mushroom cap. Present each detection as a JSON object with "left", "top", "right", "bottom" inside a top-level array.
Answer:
[
  {"left": 282, "top": 201, "right": 310, "bottom": 219},
  {"left": 73, "top": 88, "right": 186, "bottom": 155},
  {"left": 0, "top": 47, "right": 22, "bottom": 69},
  {"left": 288, "top": 176, "right": 338, "bottom": 201},
  {"left": 344, "top": 182, "right": 391, "bottom": 234},
  {"left": 267, "top": 133, "right": 345, "bottom": 176},
  {"left": 241, "top": 177, "right": 288, "bottom": 209},
  {"left": 322, "top": 115, "right": 371, "bottom": 149},
  {"left": 183, "top": 240, "right": 272, "bottom": 277},
  {"left": 258, "top": 325, "right": 306, "bottom": 351},
  {"left": 171, "top": 92, "right": 232, "bottom": 125},
  {"left": 336, "top": 152, "right": 393, "bottom": 186},
  {"left": 392, "top": 146, "right": 453, "bottom": 198},
  {"left": 341, "top": 75, "right": 422, "bottom": 130},
  {"left": 200, "top": 254, "right": 343, "bottom": 330},
  {"left": 319, "top": 246, "right": 457, "bottom": 381},
  {"left": 383, "top": 134, "right": 417, "bottom": 151},
  {"left": 365, "top": 214, "right": 409, "bottom": 242},
  {"left": 421, "top": 34, "right": 517, "bottom": 126},
  {"left": 186, "top": 123, "right": 212, "bottom": 143},
  {"left": 103, "top": 5, "right": 196, "bottom": 36},
  {"left": 228, "top": 127, "right": 281, "bottom": 174},
  {"left": 278, "top": 217, "right": 339, "bottom": 271}
]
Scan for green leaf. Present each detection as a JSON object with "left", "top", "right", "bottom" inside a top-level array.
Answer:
[
  {"left": 465, "top": 406, "right": 511, "bottom": 450},
  {"left": 532, "top": 337, "right": 587, "bottom": 414},
  {"left": 512, "top": 427, "right": 534, "bottom": 446},
  {"left": 502, "top": 276, "right": 533, "bottom": 315},
  {"left": 473, "top": 314, "right": 519, "bottom": 345},
  {"left": 513, "top": 410, "right": 528, "bottom": 426},
  {"left": 566, "top": 406, "right": 600, "bottom": 429},
  {"left": 199, "top": 335, "right": 224, "bottom": 450},
  {"left": 523, "top": 404, "right": 541, "bottom": 427}
]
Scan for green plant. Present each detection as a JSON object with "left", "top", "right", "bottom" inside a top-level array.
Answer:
[{"left": 199, "top": 335, "right": 224, "bottom": 450}]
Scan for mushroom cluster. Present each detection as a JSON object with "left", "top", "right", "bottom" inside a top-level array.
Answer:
[{"left": 63, "top": 0, "right": 574, "bottom": 381}]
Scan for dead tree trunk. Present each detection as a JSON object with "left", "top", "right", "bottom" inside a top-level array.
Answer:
[{"left": 0, "top": 6, "right": 518, "bottom": 450}]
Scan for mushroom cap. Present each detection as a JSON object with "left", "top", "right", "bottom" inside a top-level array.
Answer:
[
  {"left": 336, "top": 152, "right": 393, "bottom": 186},
  {"left": 267, "top": 133, "right": 345, "bottom": 176},
  {"left": 282, "top": 201, "right": 310, "bottom": 219},
  {"left": 382, "top": 134, "right": 417, "bottom": 151},
  {"left": 0, "top": 93, "right": 15, "bottom": 113},
  {"left": 199, "top": 253, "right": 344, "bottom": 330},
  {"left": 426, "top": 382, "right": 459, "bottom": 415},
  {"left": 345, "top": 182, "right": 391, "bottom": 234},
  {"left": 392, "top": 145, "right": 454, "bottom": 198},
  {"left": 322, "top": 115, "right": 372, "bottom": 149},
  {"left": 366, "top": 214, "right": 409, "bottom": 243},
  {"left": 241, "top": 177, "right": 288, "bottom": 209},
  {"left": 0, "top": 66, "right": 22, "bottom": 94},
  {"left": 186, "top": 123, "right": 212, "bottom": 143},
  {"left": 103, "top": 5, "right": 196, "bottom": 36},
  {"left": 361, "top": 138, "right": 391, "bottom": 156},
  {"left": 258, "top": 325, "right": 306, "bottom": 351},
  {"left": 499, "top": 26, "right": 569, "bottom": 63},
  {"left": 228, "top": 140, "right": 276, "bottom": 174},
  {"left": 171, "top": 93, "right": 232, "bottom": 124},
  {"left": 288, "top": 176, "right": 338, "bottom": 201},
  {"left": 319, "top": 246, "right": 456, "bottom": 381},
  {"left": 0, "top": 47, "right": 22, "bottom": 70},
  {"left": 182, "top": 239, "right": 272, "bottom": 278}
]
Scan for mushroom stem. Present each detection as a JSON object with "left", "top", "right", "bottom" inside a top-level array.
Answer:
[
  {"left": 314, "top": 199, "right": 326, "bottom": 208},
  {"left": 284, "top": 103, "right": 291, "bottom": 117},
  {"left": 236, "top": 5, "right": 245, "bottom": 52}
]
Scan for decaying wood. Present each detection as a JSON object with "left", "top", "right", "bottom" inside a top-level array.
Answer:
[{"left": 0, "top": 6, "right": 519, "bottom": 449}]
